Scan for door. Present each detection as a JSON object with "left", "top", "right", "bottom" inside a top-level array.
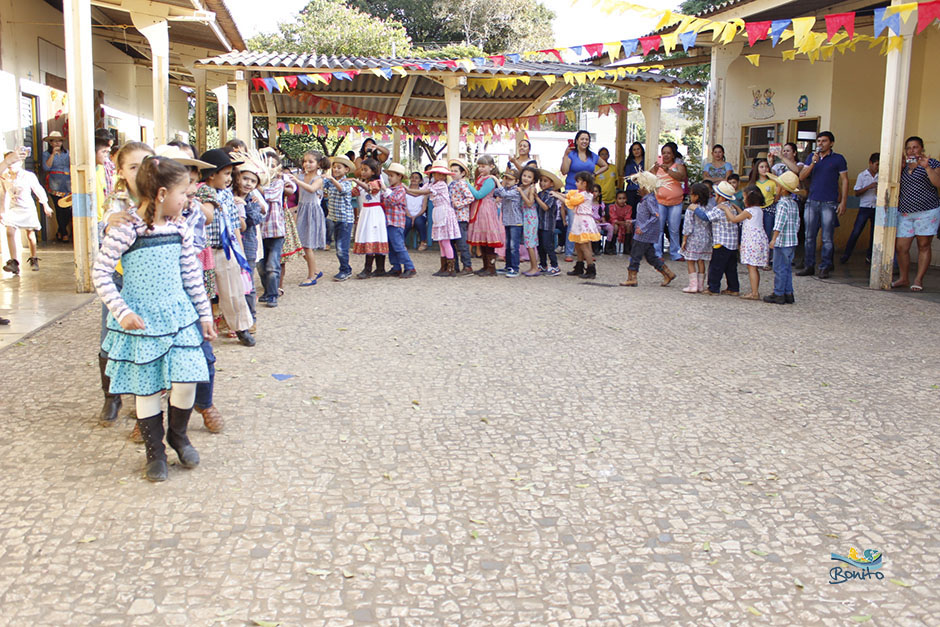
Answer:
[
  {"left": 19, "top": 94, "right": 48, "bottom": 240},
  {"left": 787, "top": 117, "right": 820, "bottom": 162}
]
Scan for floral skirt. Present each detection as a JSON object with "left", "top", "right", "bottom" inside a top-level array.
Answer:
[
  {"left": 523, "top": 207, "right": 538, "bottom": 248},
  {"left": 281, "top": 208, "right": 303, "bottom": 261}
]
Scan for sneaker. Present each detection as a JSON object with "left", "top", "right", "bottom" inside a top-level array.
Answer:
[
  {"left": 3, "top": 259, "right": 19, "bottom": 274},
  {"left": 333, "top": 272, "right": 351, "bottom": 282},
  {"left": 537, "top": 265, "right": 546, "bottom": 273},
  {"left": 257, "top": 295, "right": 271, "bottom": 303},
  {"left": 265, "top": 298, "right": 278, "bottom": 308},
  {"left": 400, "top": 269, "right": 417, "bottom": 279},
  {"left": 496, "top": 267, "right": 508, "bottom": 274},
  {"left": 0, "top": 317, "right": 10, "bottom": 325},
  {"left": 839, "top": 255, "right": 849, "bottom": 265},
  {"left": 505, "top": 269, "right": 519, "bottom": 278},
  {"left": 818, "top": 267, "right": 831, "bottom": 279},
  {"left": 236, "top": 330, "right": 256, "bottom": 347},
  {"left": 763, "top": 293, "right": 786, "bottom": 304},
  {"left": 546, "top": 266, "right": 561, "bottom": 276},
  {"left": 796, "top": 266, "right": 815, "bottom": 276},
  {"left": 784, "top": 293, "right": 795, "bottom": 304},
  {"left": 27, "top": 257, "right": 39, "bottom": 271}
]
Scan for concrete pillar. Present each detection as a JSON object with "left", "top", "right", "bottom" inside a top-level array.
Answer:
[
  {"left": 62, "top": 0, "right": 98, "bottom": 292},
  {"left": 870, "top": 6, "right": 914, "bottom": 290},
  {"left": 130, "top": 12, "right": 169, "bottom": 146},
  {"left": 443, "top": 76, "right": 462, "bottom": 161},
  {"left": 235, "top": 71, "right": 251, "bottom": 146},
  {"left": 640, "top": 94, "right": 662, "bottom": 164},
  {"left": 706, "top": 43, "right": 743, "bottom": 153},
  {"left": 614, "top": 90, "right": 630, "bottom": 187},
  {"left": 193, "top": 68, "right": 208, "bottom": 154},
  {"left": 212, "top": 85, "right": 229, "bottom": 146}
]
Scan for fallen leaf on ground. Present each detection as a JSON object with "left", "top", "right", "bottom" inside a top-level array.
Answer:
[
  {"left": 342, "top": 570, "right": 355, "bottom": 578},
  {"left": 794, "top": 578, "right": 804, "bottom": 589},
  {"left": 746, "top": 606, "right": 762, "bottom": 616},
  {"left": 78, "top": 537, "right": 96, "bottom": 543},
  {"left": 851, "top": 616, "right": 872, "bottom": 623},
  {"left": 469, "top": 518, "right": 486, "bottom": 525},
  {"left": 702, "top": 542, "right": 711, "bottom": 552},
  {"left": 750, "top": 549, "right": 768, "bottom": 556},
  {"left": 306, "top": 569, "right": 331, "bottom": 576},
  {"left": 252, "top": 620, "right": 281, "bottom": 627},
  {"left": 889, "top": 578, "right": 911, "bottom": 587},
  {"left": 575, "top": 483, "right": 590, "bottom": 488},
  {"left": 423, "top": 564, "right": 433, "bottom": 576},
  {"left": 470, "top": 529, "right": 479, "bottom": 539}
]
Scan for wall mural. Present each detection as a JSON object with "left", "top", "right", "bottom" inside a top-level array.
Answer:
[{"left": 750, "top": 87, "right": 775, "bottom": 120}]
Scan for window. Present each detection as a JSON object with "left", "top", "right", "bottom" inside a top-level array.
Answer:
[
  {"left": 788, "top": 117, "right": 820, "bottom": 162},
  {"left": 740, "top": 122, "right": 784, "bottom": 177}
]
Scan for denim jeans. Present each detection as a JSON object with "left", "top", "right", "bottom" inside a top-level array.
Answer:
[
  {"left": 804, "top": 199, "right": 837, "bottom": 269},
  {"left": 772, "top": 245, "right": 795, "bottom": 295},
  {"left": 707, "top": 245, "right": 740, "bottom": 293},
  {"left": 762, "top": 209, "right": 776, "bottom": 261},
  {"left": 504, "top": 225, "right": 522, "bottom": 271},
  {"left": 99, "top": 271, "right": 123, "bottom": 358},
  {"left": 386, "top": 225, "right": 414, "bottom": 271},
  {"left": 454, "top": 221, "right": 472, "bottom": 270},
  {"left": 194, "top": 340, "right": 216, "bottom": 411},
  {"left": 628, "top": 240, "right": 664, "bottom": 272},
  {"left": 405, "top": 214, "right": 428, "bottom": 247},
  {"left": 325, "top": 217, "right": 335, "bottom": 245},
  {"left": 844, "top": 207, "right": 875, "bottom": 261},
  {"left": 334, "top": 221, "right": 354, "bottom": 274},
  {"left": 537, "top": 228, "right": 558, "bottom": 268},
  {"left": 244, "top": 259, "right": 256, "bottom": 321},
  {"left": 564, "top": 208, "right": 575, "bottom": 257},
  {"left": 259, "top": 237, "right": 284, "bottom": 301},
  {"left": 655, "top": 202, "right": 684, "bottom": 260}
]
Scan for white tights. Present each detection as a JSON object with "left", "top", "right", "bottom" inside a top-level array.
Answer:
[{"left": 135, "top": 383, "right": 197, "bottom": 418}]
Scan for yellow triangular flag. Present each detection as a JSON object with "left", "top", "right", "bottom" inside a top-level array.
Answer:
[
  {"left": 886, "top": 35, "right": 905, "bottom": 53},
  {"left": 574, "top": 72, "right": 587, "bottom": 85},
  {"left": 273, "top": 77, "right": 288, "bottom": 91},
  {"left": 887, "top": 2, "right": 918, "bottom": 22},
  {"left": 829, "top": 32, "right": 847, "bottom": 45},
  {"left": 745, "top": 54, "right": 760, "bottom": 67},
  {"left": 368, "top": 68, "right": 385, "bottom": 78},
  {"left": 661, "top": 32, "right": 679, "bottom": 53},
  {"left": 782, "top": 49, "right": 797, "bottom": 61},
  {"left": 779, "top": 30, "right": 794, "bottom": 43},
  {"left": 562, "top": 72, "right": 576, "bottom": 85},
  {"left": 391, "top": 66, "right": 407, "bottom": 76},
  {"left": 711, "top": 22, "right": 729, "bottom": 42},
  {"left": 808, "top": 48, "right": 820, "bottom": 63},
  {"left": 790, "top": 17, "right": 816, "bottom": 48},
  {"left": 543, "top": 74, "right": 556, "bottom": 86},
  {"left": 675, "top": 16, "right": 697, "bottom": 34},
  {"left": 603, "top": 41, "right": 622, "bottom": 59},
  {"left": 869, "top": 35, "right": 886, "bottom": 49},
  {"left": 656, "top": 10, "right": 675, "bottom": 31},
  {"left": 821, "top": 46, "right": 834, "bottom": 61},
  {"left": 836, "top": 41, "right": 850, "bottom": 54}
]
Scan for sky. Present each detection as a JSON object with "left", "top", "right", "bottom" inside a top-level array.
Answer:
[{"left": 225, "top": 0, "right": 682, "bottom": 48}]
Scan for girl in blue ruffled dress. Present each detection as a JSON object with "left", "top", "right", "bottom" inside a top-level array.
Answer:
[{"left": 93, "top": 156, "right": 217, "bottom": 482}]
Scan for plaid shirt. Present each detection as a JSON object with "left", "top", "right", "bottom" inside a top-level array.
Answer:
[
  {"left": 261, "top": 177, "right": 286, "bottom": 238},
  {"left": 705, "top": 201, "right": 739, "bottom": 250},
  {"left": 382, "top": 184, "right": 408, "bottom": 228},
  {"left": 448, "top": 179, "right": 474, "bottom": 222},
  {"left": 198, "top": 185, "right": 240, "bottom": 249},
  {"left": 324, "top": 177, "right": 355, "bottom": 223},
  {"left": 772, "top": 195, "right": 800, "bottom": 248}
]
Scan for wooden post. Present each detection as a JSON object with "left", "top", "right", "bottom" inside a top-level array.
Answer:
[
  {"left": 443, "top": 76, "right": 462, "bottom": 161},
  {"left": 234, "top": 71, "right": 251, "bottom": 146},
  {"left": 614, "top": 90, "right": 629, "bottom": 189},
  {"left": 62, "top": 0, "right": 98, "bottom": 292},
  {"left": 130, "top": 12, "right": 169, "bottom": 146},
  {"left": 392, "top": 127, "right": 402, "bottom": 162},
  {"left": 263, "top": 90, "right": 278, "bottom": 150},
  {"left": 193, "top": 68, "right": 208, "bottom": 154},
  {"left": 212, "top": 84, "right": 229, "bottom": 146},
  {"left": 870, "top": 5, "right": 914, "bottom": 290},
  {"left": 640, "top": 94, "right": 662, "bottom": 164}
]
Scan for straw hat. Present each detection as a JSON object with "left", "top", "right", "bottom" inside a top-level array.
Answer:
[
  {"left": 715, "top": 180, "right": 737, "bottom": 200},
  {"left": 448, "top": 158, "right": 470, "bottom": 174},
  {"left": 155, "top": 144, "right": 213, "bottom": 170},
  {"left": 385, "top": 162, "right": 407, "bottom": 177},
  {"left": 330, "top": 155, "right": 356, "bottom": 171},
  {"left": 538, "top": 169, "right": 564, "bottom": 189},
  {"left": 237, "top": 160, "right": 269, "bottom": 188},
  {"left": 427, "top": 159, "right": 451, "bottom": 176},
  {"left": 629, "top": 171, "right": 661, "bottom": 193},
  {"left": 43, "top": 130, "right": 66, "bottom": 142},
  {"left": 59, "top": 194, "right": 73, "bottom": 208},
  {"left": 768, "top": 170, "right": 800, "bottom": 194}
]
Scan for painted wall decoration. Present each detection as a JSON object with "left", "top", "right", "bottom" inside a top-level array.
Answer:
[
  {"left": 750, "top": 87, "right": 776, "bottom": 119},
  {"left": 798, "top": 94, "right": 809, "bottom": 117}
]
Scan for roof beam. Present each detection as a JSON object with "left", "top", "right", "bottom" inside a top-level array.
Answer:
[
  {"left": 90, "top": 0, "right": 213, "bottom": 20},
  {"left": 519, "top": 81, "right": 571, "bottom": 117},
  {"left": 187, "top": 0, "right": 231, "bottom": 51},
  {"left": 394, "top": 75, "right": 417, "bottom": 117}
]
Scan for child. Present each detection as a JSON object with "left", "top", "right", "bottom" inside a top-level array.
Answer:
[
  {"left": 405, "top": 171, "right": 428, "bottom": 251},
  {"left": 196, "top": 149, "right": 255, "bottom": 346},
  {"left": 727, "top": 173, "right": 744, "bottom": 210},
  {"left": 93, "top": 156, "right": 216, "bottom": 482},
  {"left": 448, "top": 159, "right": 475, "bottom": 274},
  {"left": 591, "top": 183, "right": 614, "bottom": 255},
  {"left": 408, "top": 160, "right": 460, "bottom": 277},
  {"left": 258, "top": 149, "right": 296, "bottom": 306},
  {"left": 607, "top": 189, "right": 633, "bottom": 255},
  {"left": 466, "top": 155, "right": 503, "bottom": 276},
  {"left": 289, "top": 151, "right": 326, "bottom": 286},
  {"left": 747, "top": 157, "right": 777, "bottom": 268},
  {"left": 619, "top": 171, "right": 675, "bottom": 287},
  {"left": 535, "top": 170, "right": 562, "bottom": 276},
  {"left": 519, "top": 166, "right": 541, "bottom": 276},
  {"left": 696, "top": 181, "right": 741, "bottom": 295},
  {"left": 94, "top": 136, "right": 112, "bottom": 227},
  {"left": 842, "top": 152, "right": 879, "bottom": 265},
  {"left": 494, "top": 169, "right": 524, "bottom": 278},
  {"left": 350, "top": 157, "right": 389, "bottom": 278},
  {"left": 381, "top": 162, "right": 416, "bottom": 278},
  {"left": 322, "top": 156, "right": 356, "bottom": 281},
  {"left": 721, "top": 186, "right": 769, "bottom": 299},
  {"left": 551, "top": 171, "right": 600, "bottom": 279},
  {"left": 1, "top": 151, "right": 53, "bottom": 274},
  {"left": 680, "top": 183, "right": 713, "bottom": 293},
  {"left": 233, "top": 160, "right": 268, "bottom": 318},
  {"left": 765, "top": 171, "right": 801, "bottom": 304}
]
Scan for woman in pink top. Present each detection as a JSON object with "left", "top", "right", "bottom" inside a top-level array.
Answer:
[{"left": 649, "top": 142, "right": 687, "bottom": 261}]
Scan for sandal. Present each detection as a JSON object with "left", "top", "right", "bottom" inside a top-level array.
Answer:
[
  {"left": 910, "top": 284, "right": 924, "bottom": 292},
  {"left": 890, "top": 279, "right": 909, "bottom": 289}
]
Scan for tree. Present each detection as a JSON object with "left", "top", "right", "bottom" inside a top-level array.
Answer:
[{"left": 347, "top": 0, "right": 453, "bottom": 48}]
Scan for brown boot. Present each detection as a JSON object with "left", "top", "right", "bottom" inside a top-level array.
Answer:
[
  {"left": 459, "top": 264, "right": 474, "bottom": 276},
  {"left": 620, "top": 270, "right": 638, "bottom": 286},
  {"left": 445, "top": 258, "right": 456, "bottom": 277},
  {"left": 129, "top": 420, "right": 144, "bottom": 443},
  {"left": 197, "top": 405, "right": 224, "bottom": 433},
  {"left": 486, "top": 253, "right": 497, "bottom": 276},
  {"left": 659, "top": 264, "right": 676, "bottom": 287},
  {"left": 433, "top": 256, "right": 448, "bottom": 277}
]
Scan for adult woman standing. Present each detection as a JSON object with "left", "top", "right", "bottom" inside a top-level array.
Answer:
[
  {"left": 561, "top": 130, "right": 608, "bottom": 261},
  {"left": 893, "top": 136, "right": 940, "bottom": 291},
  {"left": 595, "top": 147, "right": 618, "bottom": 204},
  {"left": 702, "top": 144, "right": 733, "bottom": 183},
  {"left": 650, "top": 142, "right": 687, "bottom": 261},
  {"left": 509, "top": 139, "right": 538, "bottom": 171},
  {"left": 42, "top": 131, "right": 71, "bottom": 242},
  {"left": 622, "top": 141, "right": 645, "bottom": 211},
  {"left": 355, "top": 138, "right": 390, "bottom": 170}
]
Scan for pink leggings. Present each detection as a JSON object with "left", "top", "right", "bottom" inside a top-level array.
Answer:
[{"left": 439, "top": 239, "right": 454, "bottom": 259}]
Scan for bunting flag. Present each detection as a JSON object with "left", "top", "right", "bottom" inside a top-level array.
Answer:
[
  {"left": 679, "top": 30, "right": 697, "bottom": 51},
  {"left": 770, "top": 19, "right": 790, "bottom": 47},
  {"left": 745, "top": 54, "right": 760, "bottom": 67},
  {"left": 639, "top": 35, "right": 661, "bottom": 55},
  {"left": 873, "top": 7, "right": 903, "bottom": 37},
  {"left": 745, "top": 21, "right": 771, "bottom": 46},
  {"left": 661, "top": 32, "right": 679, "bottom": 54},
  {"left": 782, "top": 50, "right": 797, "bottom": 61},
  {"left": 620, "top": 39, "right": 639, "bottom": 57},
  {"left": 790, "top": 17, "right": 816, "bottom": 48},
  {"left": 583, "top": 42, "right": 604, "bottom": 57},
  {"left": 825, "top": 12, "right": 856, "bottom": 40},
  {"left": 889, "top": 2, "right": 920, "bottom": 22},
  {"left": 917, "top": 0, "right": 940, "bottom": 32}
]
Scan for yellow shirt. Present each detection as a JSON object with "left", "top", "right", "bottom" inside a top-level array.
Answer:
[
  {"left": 756, "top": 178, "right": 777, "bottom": 208},
  {"left": 595, "top": 164, "right": 617, "bottom": 204},
  {"left": 95, "top": 165, "right": 107, "bottom": 222}
]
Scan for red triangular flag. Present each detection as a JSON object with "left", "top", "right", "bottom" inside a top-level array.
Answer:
[
  {"left": 825, "top": 12, "right": 855, "bottom": 41},
  {"left": 539, "top": 49, "right": 563, "bottom": 62},
  {"left": 440, "top": 60, "right": 458, "bottom": 68},
  {"left": 917, "top": 0, "right": 940, "bottom": 33},
  {"left": 285, "top": 75, "right": 298, "bottom": 89},
  {"left": 489, "top": 55, "right": 506, "bottom": 66},
  {"left": 251, "top": 78, "right": 266, "bottom": 90},
  {"left": 583, "top": 43, "right": 603, "bottom": 57},
  {"left": 639, "top": 36, "right": 661, "bottom": 56},
  {"left": 745, "top": 21, "right": 771, "bottom": 47}
]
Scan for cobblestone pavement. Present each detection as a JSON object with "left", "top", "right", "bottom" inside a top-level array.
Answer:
[{"left": 1, "top": 251, "right": 938, "bottom": 626}]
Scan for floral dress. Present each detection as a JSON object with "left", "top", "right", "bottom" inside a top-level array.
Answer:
[
  {"left": 522, "top": 191, "right": 538, "bottom": 248},
  {"left": 565, "top": 191, "right": 600, "bottom": 243},
  {"left": 739, "top": 205, "right": 769, "bottom": 266},
  {"left": 429, "top": 180, "right": 461, "bottom": 241},
  {"left": 681, "top": 203, "right": 713, "bottom": 261}
]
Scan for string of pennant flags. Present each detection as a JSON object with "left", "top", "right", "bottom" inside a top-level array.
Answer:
[{"left": 249, "top": 0, "right": 940, "bottom": 94}]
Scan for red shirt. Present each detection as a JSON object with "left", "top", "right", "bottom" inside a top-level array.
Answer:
[
  {"left": 382, "top": 183, "right": 408, "bottom": 229},
  {"left": 608, "top": 202, "right": 633, "bottom": 223}
]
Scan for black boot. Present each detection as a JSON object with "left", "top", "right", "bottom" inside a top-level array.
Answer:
[
  {"left": 567, "top": 261, "right": 585, "bottom": 276},
  {"left": 357, "top": 255, "right": 374, "bottom": 279},
  {"left": 604, "top": 240, "right": 615, "bottom": 255},
  {"left": 137, "top": 413, "right": 168, "bottom": 482},
  {"left": 581, "top": 263, "right": 596, "bottom": 279},
  {"left": 372, "top": 254, "right": 387, "bottom": 277},
  {"left": 97, "top": 355, "right": 122, "bottom": 427},
  {"left": 166, "top": 405, "right": 200, "bottom": 468}
]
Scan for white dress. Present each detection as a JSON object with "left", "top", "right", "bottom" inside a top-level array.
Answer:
[
  {"left": 1, "top": 169, "right": 47, "bottom": 230},
  {"left": 740, "top": 205, "right": 769, "bottom": 267},
  {"left": 353, "top": 189, "right": 389, "bottom": 254}
]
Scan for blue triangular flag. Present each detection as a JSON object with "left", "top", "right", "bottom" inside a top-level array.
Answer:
[
  {"left": 472, "top": 57, "right": 486, "bottom": 66},
  {"left": 380, "top": 68, "right": 393, "bottom": 79},
  {"left": 271, "top": 374, "right": 296, "bottom": 381},
  {"left": 873, "top": 7, "right": 902, "bottom": 37},
  {"left": 679, "top": 30, "right": 697, "bottom": 52},
  {"left": 418, "top": 63, "right": 432, "bottom": 71},
  {"left": 333, "top": 71, "right": 351, "bottom": 80},
  {"left": 297, "top": 74, "right": 310, "bottom": 85},
  {"left": 770, "top": 19, "right": 790, "bottom": 47},
  {"left": 506, "top": 53, "right": 521, "bottom": 63},
  {"left": 569, "top": 45, "right": 583, "bottom": 56},
  {"left": 263, "top": 77, "right": 278, "bottom": 92},
  {"left": 621, "top": 39, "right": 639, "bottom": 57}
]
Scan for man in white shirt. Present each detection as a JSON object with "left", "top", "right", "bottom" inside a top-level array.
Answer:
[{"left": 841, "top": 152, "right": 879, "bottom": 264}]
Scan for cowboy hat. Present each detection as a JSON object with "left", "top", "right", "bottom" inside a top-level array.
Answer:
[
  {"left": 199, "top": 148, "right": 243, "bottom": 172},
  {"left": 330, "top": 155, "right": 356, "bottom": 171},
  {"left": 768, "top": 170, "right": 800, "bottom": 194},
  {"left": 385, "top": 162, "right": 408, "bottom": 177},
  {"left": 236, "top": 160, "right": 270, "bottom": 188},
  {"left": 427, "top": 159, "right": 451, "bottom": 176},
  {"left": 537, "top": 169, "right": 564, "bottom": 189},
  {"left": 155, "top": 144, "right": 213, "bottom": 170},
  {"left": 448, "top": 158, "right": 470, "bottom": 174},
  {"left": 58, "top": 194, "right": 73, "bottom": 208},
  {"left": 628, "top": 171, "right": 661, "bottom": 193},
  {"left": 715, "top": 180, "right": 737, "bottom": 200},
  {"left": 43, "top": 130, "right": 66, "bottom": 143}
]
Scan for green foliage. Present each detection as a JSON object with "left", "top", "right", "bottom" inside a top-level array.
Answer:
[
  {"left": 347, "top": 0, "right": 451, "bottom": 47},
  {"left": 276, "top": 123, "right": 355, "bottom": 162},
  {"left": 414, "top": 43, "right": 485, "bottom": 59},
  {"left": 247, "top": 0, "right": 412, "bottom": 56},
  {"left": 188, "top": 98, "right": 235, "bottom": 150},
  {"left": 682, "top": 121, "right": 704, "bottom": 181}
]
